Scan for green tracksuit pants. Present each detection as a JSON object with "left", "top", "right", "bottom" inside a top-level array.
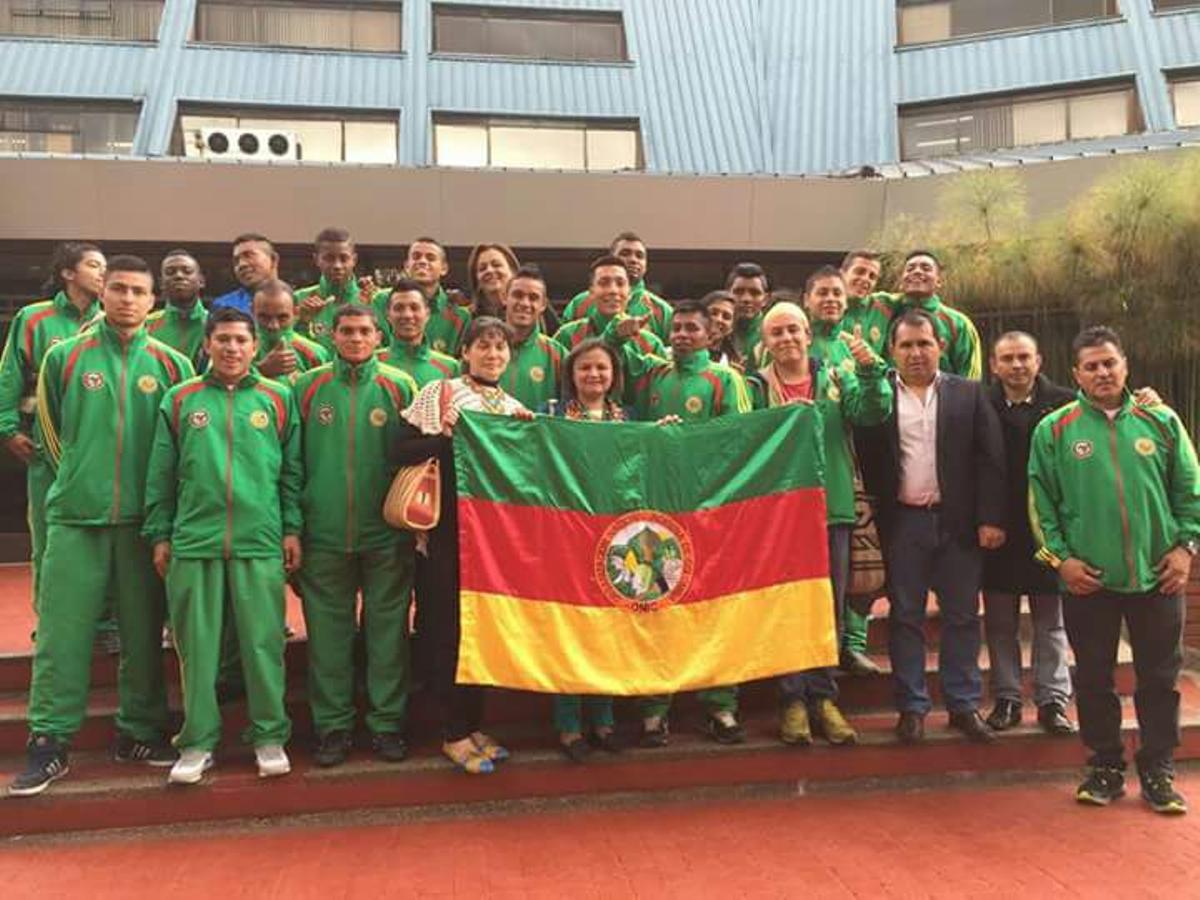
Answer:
[
  {"left": 844, "top": 607, "right": 869, "bottom": 654},
  {"left": 167, "top": 557, "right": 291, "bottom": 751},
  {"left": 26, "top": 457, "right": 52, "bottom": 615},
  {"left": 553, "top": 695, "right": 615, "bottom": 734},
  {"left": 27, "top": 524, "right": 168, "bottom": 741},
  {"left": 641, "top": 686, "right": 739, "bottom": 720},
  {"left": 295, "top": 546, "right": 414, "bottom": 737}
]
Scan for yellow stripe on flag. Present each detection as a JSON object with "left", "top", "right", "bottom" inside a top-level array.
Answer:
[{"left": 456, "top": 578, "right": 837, "bottom": 695}]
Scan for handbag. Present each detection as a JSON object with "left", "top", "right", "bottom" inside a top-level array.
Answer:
[
  {"left": 383, "top": 379, "right": 452, "bottom": 532},
  {"left": 383, "top": 457, "right": 441, "bottom": 531},
  {"left": 846, "top": 471, "right": 886, "bottom": 615}
]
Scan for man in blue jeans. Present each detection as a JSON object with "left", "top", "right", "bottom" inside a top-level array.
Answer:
[{"left": 860, "top": 308, "right": 1006, "bottom": 744}]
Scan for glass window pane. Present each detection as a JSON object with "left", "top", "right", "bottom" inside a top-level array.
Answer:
[
  {"left": 352, "top": 9, "right": 400, "bottom": 52},
  {"left": 1068, "top": 91, "right": 1129, "bottom": 139},
  {"left": 435, "top": 124, "right": 488, "bottom": 167},
  {"left": 952, "top": 0, "right": 1044, "bottom": 36},
  {"left": 487, "top": 18, "right": 573, "bottom": 58},
  {"left": 901, "top": 113, "right": 969, "bottom": 158},
  {"left": 344, "top": 120, "right": 396, "bottom": 163},
  {"left": 1174, "top": 80, "right": 1200, "bottom": 128},
  {"left": 0, "top": 0, "right": 163, "bottom": 40},
  {"left": 491, "top": 125, "right": 584, "bottom": 169},
  {"left": 195, "top": 1, "right": 400, "bottom": 52},
  {"left": 1053, "top": 0, "right": 1114, "bottom": 21},
  {"left": 574, "top": 20, "right": 624, "bottom": 61},
  {"left": 899, "top": 3, "right": 951, "bottom": 44},
  {"left": 0, "top": 101, "right": 137, "bottom": 155},
  {"left": 586, "top": 129, "right": 637, "bottom": 170},
  {"left": 1013, "top": 98, "right": 1067, "bottom": 145},
  {"left": 434, "top": 12, "right": 483, "bottom": 53}
]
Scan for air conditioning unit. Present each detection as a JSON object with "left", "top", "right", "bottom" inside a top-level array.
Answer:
[{"left": 189, "top": 128, "right": 301, "bottom": 161}]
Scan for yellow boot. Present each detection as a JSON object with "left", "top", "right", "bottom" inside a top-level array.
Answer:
[
  {"left": 814, "top": 699, "right": 857, "bottom": 746},
  {"left": 780, "top": 701, "right": 812, "bottom": 746}
]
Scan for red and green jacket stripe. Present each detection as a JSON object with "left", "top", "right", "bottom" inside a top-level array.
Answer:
[
  {"left": 146, "top": 301, "right": 208, "bottom": 371},
  {"left": 502, "top": 327, "right": 566, "bottom": 410},
  {"left": 377, "top": 338, "right": 461, "bottom": 388},
  {"left": 424, "top": 285, "right": 472, "bottom": 357}
]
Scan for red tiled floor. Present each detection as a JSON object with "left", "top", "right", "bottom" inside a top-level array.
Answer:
[
  {"left": 0, "top": 775, "right": 1196, "bottom": 898},
  {"left": 0, "top": 564, "right": 306, "bottom": 654}
]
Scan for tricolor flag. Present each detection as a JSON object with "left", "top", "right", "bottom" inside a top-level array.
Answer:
[{"left": 454, "top": 405, "right": 836, "bottom": 694}]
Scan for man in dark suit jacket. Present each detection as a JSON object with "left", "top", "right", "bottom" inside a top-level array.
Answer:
[{"left": 860, "top": 308, "right": 1006, "bottom": 744}]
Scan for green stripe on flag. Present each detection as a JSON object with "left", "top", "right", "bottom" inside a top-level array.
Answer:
[{"left": 454, "top": 404, "right": 824, "bottom": 514}]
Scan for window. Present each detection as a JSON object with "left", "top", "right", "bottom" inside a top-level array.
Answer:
[
  {"left": 194, "top": 1, "right": 401, "bottom": 53},
  {"left": 1171, "top": 77, "right": 1200, "bottom": 127},
  {"left": 433, "top": 4, "right": 626, "bottom": 62},
  {"left": 433, "top": 116, "right": 639, "bottom": 171},
  {"left": 1155, "top": 1, "right": 1200, "bottom": 10},
  {"left": 896, "top": 0, "right": 1118, "bottom": 45},
  {"left": 899, "top": 84, "right": 1139, "bottom": 159},
  {"left": 176, "top": 110, "right": 398, "bottom": 163},
  {"left": 0, "top": 0, "right": 162, "bottom": 40},
  {"left": 0, "top": 99, "right": 139, "bottom": 154}
]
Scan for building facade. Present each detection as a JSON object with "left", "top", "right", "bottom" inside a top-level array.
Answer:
[{"left": 1, "top": 0, "right": 1199, "bottom": 175}]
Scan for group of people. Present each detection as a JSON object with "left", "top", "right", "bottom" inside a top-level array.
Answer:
[{"left": 2, "top": 228, "right": 1197, "bottom": 818}]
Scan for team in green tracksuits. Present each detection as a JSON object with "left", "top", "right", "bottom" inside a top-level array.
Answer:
[
  {"left": 1029, "top": 392, "right": 1200, "bottom": 593},
  {"left": 146, "top": 301, "right": 208, "bottom": 371},
  {"left": 503, "top": 326, "right": 566, "bottom": 410},
  {"left": 28, "top": 321, "right": 192, "bottom": 745},
  {"left": 874, "top": 292, "right": 982, "bottom": 380},
  {"left": 840, "top": 294, "right": 895, "bottom": 357},
  {"left": 144, "top": 370, "right": 302, "bottom": 753},
  {"left": 0, "top": 291, "right": 101, "bottom": 611},
  {"left": 556, "top": 308, "right": 666, "bottom": 359},
  {"left": 254, "top": 328, "right": 329, "bottom": 382},
  {"left": 424, "top": 285, "right": 472, "bottom": 357},
  {"left": 294, "top": 275, "right": 390, "bottom": 353},
  {"left": 563, "top": 279, "right": 674, "bottom": 342},
  {"left": 378, "top": 337, "right": 461, "bottom": 388},
  {"left": 292, "top": 355, "right": 419, "bottom": 743}
]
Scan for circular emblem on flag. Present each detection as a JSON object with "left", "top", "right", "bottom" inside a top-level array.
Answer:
[
  {"left": 137, "top": 374, "right": 158, "bottom": 394},
  {"left": 188, "top": 410, "right": 209, "bottom": 429},
  {"left": 684, "top": 396, "right": 703, "bottom": 414},
  {"left": 81, "top": 371, "right": 104, "bottom": 391},
  {"left": 249, "top": 410, "right": 271, "bottom": 430},
  {"left": 432, "top": 338, "right": 448, "bottom": 352},
  {"left": 369, "top": 407, "right": 388, "bottom": 427},
  {"left": 594, "top": 511, "right": 694, "bottom": 613},
  {"left": 529, "top": 366, "right": 546, "bottom": 384},
  {"left": 312, "top": 322, "right": 329, "bottom": 337},
  {"left": 1072, "top": 439, "right": 1094, "bottom": 460},
  {"left": 316, "top": 404, "right": 334, "bottom": 426},
  {"left": 1135, "top": 437, "right": 1156, "bottom": 457}
]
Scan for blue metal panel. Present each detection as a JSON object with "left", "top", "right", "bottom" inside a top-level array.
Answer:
[{"left": 0, "top": 0, "right": 1197, "bottom": 174}]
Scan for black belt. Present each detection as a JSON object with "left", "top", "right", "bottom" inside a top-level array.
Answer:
[{"left": 898, "top": 501, "right": 942, "bottom": 512}]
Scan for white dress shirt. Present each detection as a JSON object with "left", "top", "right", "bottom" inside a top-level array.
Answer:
[{"left": 896, "top": 373, "right": 941, "bottom": 506}]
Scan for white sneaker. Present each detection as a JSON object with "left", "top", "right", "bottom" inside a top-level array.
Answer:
[
  {"left": 255, "top": 744, "right": 291, "bottom": 778},
  {"left": 168, "top": 749, "right": 213, "bottom": 785}
]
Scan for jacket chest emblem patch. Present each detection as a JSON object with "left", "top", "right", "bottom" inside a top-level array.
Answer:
[
  {"left": 311, "top": 322, "right": 329, "bottom": 337},
  {"left": 1134, "top": 437, "right": 1156, "bottom": 457},
  {"left": 369, "top": 407, "right": 388, "bottom": 427},
  {"left": 249, "top": 410, "right": 271, "bottom": 430},
  {"left": 1072, "top": 439, "right": 1094, "bottom": 460},
  {"left": 317, "top": 404, "right": 334, "bottom": 426},
  {"left": 870, "top": 326, "right": 882, "bottom": 345},
  {"left": 827, "top": 383, "right": 841, "bottom": 403},
  {"left": 684, "top": 396, "right": 704, "bottom": 414},
  {"left": 431, "top": 339, "right": 448, "bottom": 352},
  {"left": 137, "top": 375, "right": 158, "bottom": 394},
  {"left": 81, "top": 371, "right": 104, "bottom": 391},
  {"left": 529, "top": 366, "right": 545, "bottom": 384},
  {"left": 188, "top": 410, "right": 209, "bottom": 429}
]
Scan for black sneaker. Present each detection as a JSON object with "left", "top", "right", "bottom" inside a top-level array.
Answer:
[
  {"left": 640, "top": 719, "right": 670, "bottom": 748},
  {"left": 313, "top": 730, "right": 353, "bottom": 768},
  {"left": 1140, "top": 768, "right": 1188, "bottom": 815},
  {"left": 1076, "top": 766, "right": 1126, "bottom": 806},
  {"left": 113, "top": 733, "right": 178, "bottom": 767},
  {"left": 704, "top": 713, "right": 746, "bottom": 745},
  {"left": 371, "top": 732, "right": 408, "bottom": 763},
  {"left": 8, "top": 735, "right": 69, "bottom": 797}
]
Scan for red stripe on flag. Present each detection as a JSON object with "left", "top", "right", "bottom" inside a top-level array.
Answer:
[{"left": 458, "top": 488, "right": 829, "bottom": 607}]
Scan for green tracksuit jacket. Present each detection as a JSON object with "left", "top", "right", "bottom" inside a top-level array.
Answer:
[
  {"left": 876, "top": 293, "right": 982, "bottom": 380},
  {"left": 143, "top": 372, "right": 303, "bottom": 558},
  {"left": 502, "top": 327, "right": 566, "bottom": 410},
  {"left": 808, "top": 320, "right": 858, "bottom": 374},
  {"left": 555, "top": 309, "right": 666, "bottom": 358},
  {"left": 0, "top": 291, "right": 101, "bottom": 442},
  {"left": 840, "top": 294, "right": 895, "bottom": 357},
  {"left": 294, "top": 275, "right": 391, "bottom": 353},
  {"left": 37, "top": 323, "right": 194, "bottom": 525},
  {"left": 732, "top": 313, "right": 765, "bottom": 365},
  {"left": 377, "top": 337, "right": 461, "bottom": 388},
  {"left": 293, "top": 356, "right": 418, "bottom": 553},
  {"left": 747, "top": 357, "right": 892, "bottom": 525},
  {"left": 1028, "top": 392, "right": 1200, "bottom": 594},
  {"left": 253, "top": 328, "right": 329, "bottom": 382},
  {"left": 146, "top": 301, "right": 208, "bottom": 371},
  {"left": 424, "top": 285, "right": 472, "bottom": 357},
  {"left": 625, "top": 349, "right": 751, "bottom": 421},
  {"left": 563, "top": 279, "right": 674, "bottom": 342}
]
